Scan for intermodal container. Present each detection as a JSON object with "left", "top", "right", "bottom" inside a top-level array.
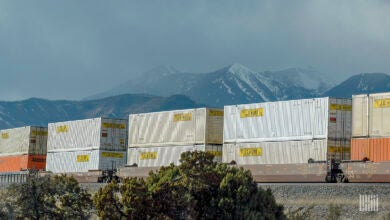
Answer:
[
  {"left": 128, "top": 108, "right": 223, "bottom": 147},
  {"left": 351, "top": 138, "right": 390, "bottom": 162},
  {"left": 222, "top": 139, "right": 350, "bottom": 165},
  {"left": 47, "top": 118, "right": 127, "bottom": 152},
  {"left": 223, "top": 97, "right": 351, "bottom": 143},
  {"left": 127, "top": 145, "right": 222, "bottom": 167},
  {"left": 352, "top": 92, "right": 390, "bottom": 137},
  {"left": 0, "top": 154, "right": 46, "bottom": 172},
  {"left": 369, "top": 92, "right": 390, "bottom": 137},
  {"left": 351, "top": 94, "right": 369, "bottom": 137},
  {"left": 46, "top": 150, "right": 126, "bottom": 173},
  {"left": 0, "top": 126, "right": 47, "bottom": 156}
]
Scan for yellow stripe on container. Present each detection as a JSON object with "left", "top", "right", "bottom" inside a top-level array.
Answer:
[
  {"left": 31, "top": 131, "right": 48, "bottom": 136},
  {"left": 239, "top": 148, "right": 262, "bottom": 157},
  {"left": 329, "top": 104, "right": 352, "bottom": 111},
  {"left": 140, "top": 152, "right": 157, "bottom": 160},
  {"left": 102, "top": 152, "right": 124, "bottom": 158},
  {"left": 328, "top": 146, "right": 350, "bottom": 153},
  {"left": 1, "top": 132, "right": 10, "bottom": 139},
  {"left": 56, "top": 125, "right": 69, "bottom": 133},
  {"left": 173, "top": 113, "right": 192, "bottom": 122},
  {"left": 373, "top": 99, "right": 390, "bottom": 108},
  {"left": 102, "top": 123, "right": 126, "bottom": 129},
  {"left": 209, "top": 110, "right": 224, "bottom": 117},
  {"left": 240, "top": 108, "right": 264, "bottom": 118},
  {"left": 207, "top": 150, "right": 222, "bottom": 157},
  {"left": 76, "top": 155, "right": 90, "bottom": 162}
]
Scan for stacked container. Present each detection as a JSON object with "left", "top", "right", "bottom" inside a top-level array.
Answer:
[
  {"left": 0, "top": 126, "right": 47, "bottom": 172},
  {"left": 46, "top": 118, "right": 127, "bottom": 173},
  {"left": 351, "top": 93, "right": 390, "bottom": 162},
  {"left": 223, "top": 97, "right": 352, "bottom": 165},
  {"left": 127, "top": 108, "right": 223, "bottom": 167}
]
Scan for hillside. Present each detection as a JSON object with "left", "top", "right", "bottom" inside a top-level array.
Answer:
[
  {"left": 86, "top": 64, "right": 334, "bottom": 107},
  {"left": 0, "top": 94, "right": 201, "bottom": 129}
]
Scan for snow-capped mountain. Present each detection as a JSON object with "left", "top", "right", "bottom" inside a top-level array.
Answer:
[
  {"left": 323, "top": 73, "right": 390, "bottom": 97},
  {"left": 86, "top": 63, "right": 333, "bottom": 107},
  {"left": 266, "top": 67, "right": 334, "bottom": 93}
]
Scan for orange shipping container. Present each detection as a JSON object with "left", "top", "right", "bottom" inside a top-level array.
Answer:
[
  {"left": 0, "top": 155, "right": 46, "bottom": 172},
  {"left": 351, "top": 138, "right": 390, "bottom": 162}
]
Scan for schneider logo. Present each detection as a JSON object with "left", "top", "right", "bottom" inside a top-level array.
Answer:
[{"left": 359, "top": 194, "right": 379, "bottom": 212}]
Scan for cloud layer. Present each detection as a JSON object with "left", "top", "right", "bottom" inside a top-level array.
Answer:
[{"left": 0, "top": 1, "right": 389, "bottom": 100}]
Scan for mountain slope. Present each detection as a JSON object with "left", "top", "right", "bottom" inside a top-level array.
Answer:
[
  {"left": 323, "top": 73, "right": 390, "bottom": 98},
  {"left": 86, "top": 63, "right": 332, "bottom": 107},
  {"left": 0, "top": 94, "right": 201, "bottom": 129}
]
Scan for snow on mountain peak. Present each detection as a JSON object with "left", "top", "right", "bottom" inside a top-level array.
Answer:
[{"left": 226, "top": 63, "right": 256, "bottom": 75}]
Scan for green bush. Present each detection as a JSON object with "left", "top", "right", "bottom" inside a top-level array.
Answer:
[{"left": 94, "top": 151, "right": 286, "bottom": 219}]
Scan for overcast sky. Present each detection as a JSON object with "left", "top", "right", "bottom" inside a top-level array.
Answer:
[{"left": 0, "top": 1, "right": 389, "bottom": 101}]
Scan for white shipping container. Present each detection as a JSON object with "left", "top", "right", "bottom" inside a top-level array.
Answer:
[
  {"left": 223, "top": 97, "right": 352, "bottom": 143},
  {"left": 47, "top": 118, "right": 127, "bottom": 152},
  {"left": 222, "top": 139, "right": 350, "bottom": 165},
  {"left": 128, "top": 108, "right": 223, "bottom": 147},
  {"left": 127, "top": 145, "right": 222, "bottom": 167},
  {"left": 369, "top": 92, "right": 390, "bottom": 137},
  {"left": 46, "top": 149, "right": 126, "bottom": 173},
  {"left": 0, "top": 126, "right": 47, "bottom": 156},
  {"left": 352, "top": 94, "right": 369, "bottom": 137}
]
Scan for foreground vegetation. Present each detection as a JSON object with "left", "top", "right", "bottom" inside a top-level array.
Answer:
[{"left": 1, "top": 151, "right": 286, "bottom": 219}]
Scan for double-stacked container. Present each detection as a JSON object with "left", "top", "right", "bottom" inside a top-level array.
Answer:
[
  {"left": 351, "top": 93, "right": 390, "bottom": 162},
  {"left": 223, "top": 97, "right": 352, "bottom": 165},
  {"left": 46, "top": 118, "right": 127, "bottom": 173},
  {"left": 0, "top": 126, "right": 47, "bottom": 172},
  {"left": 127, "top": 108, "right": 223, "bottom": 167}
]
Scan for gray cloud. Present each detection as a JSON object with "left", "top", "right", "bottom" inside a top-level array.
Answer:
[{"left": 0, "top": 0, "right": 389, "bottom": 100}]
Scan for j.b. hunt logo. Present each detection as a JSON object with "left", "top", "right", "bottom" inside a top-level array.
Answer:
[{"left": 359, "top": 194, "right": 379, "bottom": 212}]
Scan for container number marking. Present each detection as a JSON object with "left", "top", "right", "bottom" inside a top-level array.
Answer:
[
  {"left": 31, "top": 131, "right": 48, "bottom": 136},
  {"left": 329, "top": 104, "right": 352, "bottom": 111},
  {"left": 173, "top": 113, "right": 192, "bottom": 122},
  {"left": 373, "top": 99, "right": 390, "bottom": 108},
  {"left": 239, "top": 148, "right": 262, "bottom": 157},
  {"left": 102, "top": 152, "right": 124, "bottom": 158},
  {"left": 328, "top": 146, "right": 350, "bottom": 153},
  {"left": 207, "top": 150, "right": 222, "bottom": 157},
  {"left": 140, "top": 152, "right": 157, "bottom": 160},
  {"left": 102, "top": 123, "right": 126, "bottom": 129},
  {"left": 209, "top": 110, "right": 224, "bottom": 117},
  {"left": 1, "top": 132, "right": 10, "bottom": 139},
  {"left": 56, "top": 125, "right": 69, "bottom": 133},
  {"left": 76, "top": 155, "right": 90, "bottom": 162},
  {"left": 240, "top": 108, "right": 264, "bottom": 118}
]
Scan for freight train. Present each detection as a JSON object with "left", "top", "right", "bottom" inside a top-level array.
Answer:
[{"left": 1, "top": 93, "right": 390, "bottom": 184}]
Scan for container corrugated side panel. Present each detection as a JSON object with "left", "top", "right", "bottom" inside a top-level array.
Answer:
[
  {"left": 0, "top": 155, "right": 46, "bottom": 172},
  {"left": 205, "top": 109, "right": 224, "bottom": 144},
  {"left": 327, "top": 98, "right": 352, "bottom": 141},
  {"left": 99, "top": 118, "right": 127, "bottom": 151},
  {"left": 369, "top": 92, "right": 390, "bottom": 137},
  {"left": 29, "top": 127, "right": 48, "bottom": 155},
  {"left": 46, "top": 150, "right": 100, "bottom": 173},
  {"left": 127, "top": 144, "right": 222, "bottom": 167},
  {"left": 0, "top": 127, "right": 30, "bottom": 155},
  {"left": 223, "top": 105, "right": 237, "bottom": 143},
  {"left": 98, "top": 150, "right": 127, "bottom": 170},
  {"left": 327, "top": 139, "right": 351, "bottom": 161},
  {"left": 128, "top": 109, "right": 207, "bottom": 147},
  {"left": 351, "top": 138, "right": 390, "bottom": 162},
  {"left": 47, "top": 118, "right": 102, "bottom": 152},
  {"left": 223, "top": 98, "right": 328, "bottom": 143},
  {"left": 352, "top": 94, "right": 369, "bottom": 137},
  {"left": 222, "top": 140, "right": 327, "bottom": 165}
]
